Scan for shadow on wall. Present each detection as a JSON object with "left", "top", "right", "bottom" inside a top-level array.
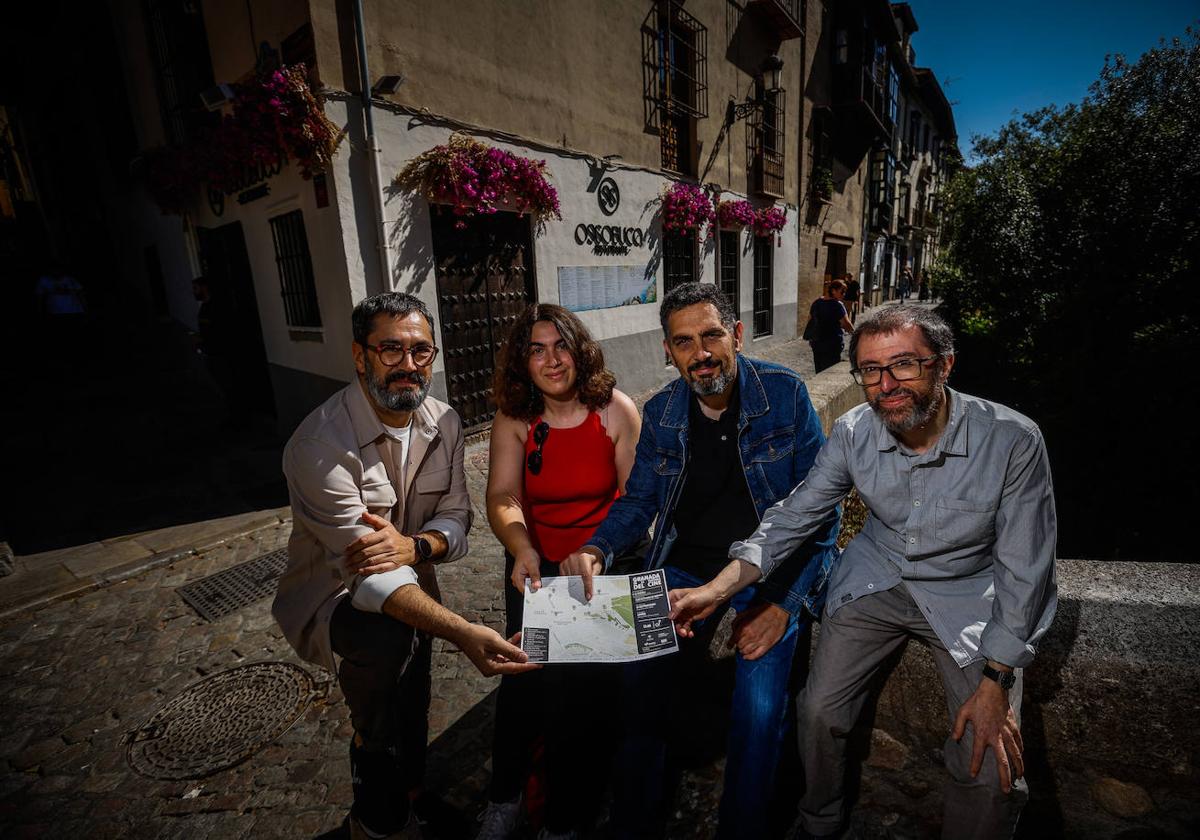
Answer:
[
  {"left": 641, "top": 196, "right": 665, "bottom": 287},
  {"left": 384, "top": 183, "right": 435, "bottom": 296}
]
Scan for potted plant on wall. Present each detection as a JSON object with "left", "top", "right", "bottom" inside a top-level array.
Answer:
[
  {"left": 394, "top": 133, "right": 562, "bottom": 232},
  {"left": 661, "top": 182, "right": 716, "bottom": 237},
  {"left": 753, "top": 206, "right": 787, "bottom": 244},
  {"left": 717, "top": 198, "right": 756, "bottom": 230},
  {"left": 812, "top": 163, "right": 834, "bottom": 203},
  {"left": 141, "top": 63, "right": 343, "bottom": 215}
]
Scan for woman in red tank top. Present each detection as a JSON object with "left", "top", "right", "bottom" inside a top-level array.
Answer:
[{"left": 476, "top": 304, "right": 639, "bottom": 839}]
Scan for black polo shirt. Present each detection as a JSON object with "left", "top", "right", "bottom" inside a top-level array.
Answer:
[{"left": 669, "top": 381, "right": 761, "bottom": 582}]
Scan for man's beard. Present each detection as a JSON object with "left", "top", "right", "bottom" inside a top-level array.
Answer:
[
  {"left": 366, "top": 368, "right": 429, "bottom": 412},
  {"left": 871, "top": 380, "right": 944, "bottom": 434},
  {"left": 688, "top": 359, "right": 735, "bottom": 397}
]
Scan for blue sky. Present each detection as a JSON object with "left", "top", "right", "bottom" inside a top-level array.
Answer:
[{"left": 906, "top": 1, "right": 1199, "bottom": 160}]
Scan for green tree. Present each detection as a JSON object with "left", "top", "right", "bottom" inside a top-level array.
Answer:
[{"left": 934, "top": 28, "right": 1199, "bottom": 559}]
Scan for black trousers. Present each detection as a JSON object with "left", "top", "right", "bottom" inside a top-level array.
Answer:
[
  {"left": 812, "top": 342, "right": 843, "bottom": 374},
  {"left": 330, "top": 596, "right": 433, "bottom": 830},
  {"left": 488, "top": 553, "right": 614, "bottom": 833}
]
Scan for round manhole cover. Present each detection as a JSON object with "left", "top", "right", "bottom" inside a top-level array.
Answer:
[{"left": 126, "top": 661, "right": 317, "bottom": 780}]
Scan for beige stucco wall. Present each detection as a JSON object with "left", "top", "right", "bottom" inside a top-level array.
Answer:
[{"left": 308, "top": 0, "right": 803, "bottom": 201}]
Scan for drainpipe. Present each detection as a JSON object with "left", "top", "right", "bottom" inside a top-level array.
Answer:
[{"left": 352, "top": 0, "right": 392, "bottom": 292}]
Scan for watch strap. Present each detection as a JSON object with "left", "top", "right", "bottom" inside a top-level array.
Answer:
[{"left": 982, "top": 664, "right": 1016, "bottom": 690}]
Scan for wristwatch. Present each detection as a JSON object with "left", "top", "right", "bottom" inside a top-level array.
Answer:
[
  {"left": 982, "top": 664, "right": 1016, "bottom": 691},
  {"left": 412, "top": 535, "right": 434, "bottom": 562}
]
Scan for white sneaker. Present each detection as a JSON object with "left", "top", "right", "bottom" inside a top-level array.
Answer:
[{"left": 474, "top": 795, "right": 522, "bottom": 840}]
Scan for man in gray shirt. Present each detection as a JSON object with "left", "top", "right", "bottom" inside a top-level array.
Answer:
[{"left": 670, "top": 304, "right": 1057, "bottom": 839}]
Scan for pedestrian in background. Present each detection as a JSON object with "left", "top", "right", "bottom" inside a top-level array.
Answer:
[
  {"left": 806, "top": 279, "right": 854, "bottom": 373},
  {"left": 844, "top": 272, "right": 861, "bottom": 323},
  {"left": 899, "top": 266, "right": 913, "bottom": 300}
]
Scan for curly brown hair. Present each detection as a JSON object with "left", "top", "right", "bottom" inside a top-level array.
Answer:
[{"left": 493, "top": 303, "right": 616, "bottom": 421}]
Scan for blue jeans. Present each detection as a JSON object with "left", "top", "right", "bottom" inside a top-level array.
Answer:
[{"left": 611, "top": 566, "right": 810, "bottom": 839}]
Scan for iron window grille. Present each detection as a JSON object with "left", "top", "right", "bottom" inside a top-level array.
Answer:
[
  {"left": 143, "top": 0, "right": 219, "bottom": 146},
  {"left": 752, "top": 236, "right": 773, "bottom": 336},
  {"left": 663, "top": 229, "right": 698, "bottom": 293},
  {"left": 747, "top": 85, "right": 786, "bottom": 197},
  {"left": 269, "top": 209, "right": 322, "bottom": 328},
  {"left": 643, "top": 1, "right": 709, "bottom": 121},
  {"left": 719, "top": 230, "right": 740, "bottom": 314}
]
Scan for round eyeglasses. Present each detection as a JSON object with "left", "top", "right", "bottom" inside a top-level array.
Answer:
[{"left": 362, "top": 342, "right": 439, "bottom": 367}]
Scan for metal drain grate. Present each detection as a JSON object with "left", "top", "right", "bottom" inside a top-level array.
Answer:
[
  {"left": 125, "top": 661, "right": 317, "bottom": 780},
  {"left": 177, "top": 548, "right": 289, "bottom": 621}
]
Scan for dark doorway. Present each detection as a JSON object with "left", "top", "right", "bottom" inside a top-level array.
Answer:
[
  {"left": 429, "top": 210, "right": 536, "bottom": 432},
  {"left": 196, "top": 222, "right": 276, "bottom": 419},
  {"left": 823, "top": 243, "right": 848, "bottom": 281}
]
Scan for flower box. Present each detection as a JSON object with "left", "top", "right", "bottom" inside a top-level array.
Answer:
[
  {"left": 717, "top": 199, "right": 756, "bottom": 230},
  {"left": 395, "top": 135, "right": 561, "bottom": 232},
  {"left": 662, "top": 182, "right": 715, "bottom": 236}
]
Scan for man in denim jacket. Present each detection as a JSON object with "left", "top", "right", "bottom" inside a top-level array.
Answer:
[{"left": 563, "top": 283, "right": 839, "bottom": 839}]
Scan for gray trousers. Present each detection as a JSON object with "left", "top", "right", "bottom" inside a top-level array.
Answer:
[{"left": 799, "top": 584, "right": 1027, "bottom": 839}]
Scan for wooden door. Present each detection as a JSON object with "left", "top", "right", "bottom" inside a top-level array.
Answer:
[{"left": 430, "top": 210, "right": 535, "bottom": 432}]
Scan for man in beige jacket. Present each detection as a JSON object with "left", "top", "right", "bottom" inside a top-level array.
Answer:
[{"left": 272, "top": 292, "right": 534, "bottom": 839}]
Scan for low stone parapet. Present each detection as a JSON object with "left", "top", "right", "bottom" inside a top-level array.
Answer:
[
  {"left": 864, "top": 559, "right": 1200, "bottom": 837},
  {"left": 805, "top": 360, "right": 864, "bottom": 435}
]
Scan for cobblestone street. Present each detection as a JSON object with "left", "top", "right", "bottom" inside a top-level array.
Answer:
[
  {"left": 0, "top": 340, "right": 904, "bottom": 840},
  {"left": 0, "top": 438, "right": 524, "bottom": 839}
]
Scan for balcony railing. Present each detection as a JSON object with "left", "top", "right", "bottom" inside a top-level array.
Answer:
[
  {"left": 753, "top": 150, "right": 785, "bottom": 198},
  {"left": 746, "top": 0, "right": 804, "bottom": 40},
  {"left": 747, "top": 88, "right": 786, "bottom": 198}
]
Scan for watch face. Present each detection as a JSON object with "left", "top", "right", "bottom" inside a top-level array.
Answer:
[{"left": 415, "top": 536, "right": 432, "bottom": 559}]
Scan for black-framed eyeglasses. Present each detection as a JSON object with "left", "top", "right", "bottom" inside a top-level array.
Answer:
[
  {"left": 362, "top": 342, "right": 439, "bottom": 367},
  {"left": 526, "top": 422, "right": 550, "bottom": 475},
  {"left": 850, "top": 355, "right": 938, "bottom": 386}
]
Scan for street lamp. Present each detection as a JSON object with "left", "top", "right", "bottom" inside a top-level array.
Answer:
[{"left": 761, "top": 53, "right": 784, "bottom": 91}]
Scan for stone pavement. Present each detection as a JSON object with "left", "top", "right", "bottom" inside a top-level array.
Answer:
[{"left": 0, "top": 333, "right": 932, "bottom": 839}]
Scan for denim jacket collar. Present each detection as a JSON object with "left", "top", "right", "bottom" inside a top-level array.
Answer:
[{"left": 658, "top": 354, "right": 768, "bottom": 431}]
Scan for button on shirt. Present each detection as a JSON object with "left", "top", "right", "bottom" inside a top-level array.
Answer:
[{"left": 729, "top": 388, "right": 1057, "bottom": 668}]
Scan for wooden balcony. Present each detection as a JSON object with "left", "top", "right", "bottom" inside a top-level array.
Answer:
[{"left": 752, "top": 150, "right": 785, "bottom": 198}]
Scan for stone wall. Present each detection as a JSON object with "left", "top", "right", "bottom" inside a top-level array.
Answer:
[{"left": 858, "top": 561, "right": 1200, "bottom": 838}]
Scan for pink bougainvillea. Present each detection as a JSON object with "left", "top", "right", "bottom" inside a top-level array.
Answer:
[
  {"left": 717, "top": 199, "right": 756, "bottom": 229},
  {"left": 394, "top": 134, "right": 561, "bottom": 232},
  {"left": 753, "top": 206, "right": 788, "bottom": 238},
  {"left": 144, "top": 64, "right": 343, "bottom": 214},
  {"left": 661, "top": 182, "right": 715, "bottom": 236}
]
